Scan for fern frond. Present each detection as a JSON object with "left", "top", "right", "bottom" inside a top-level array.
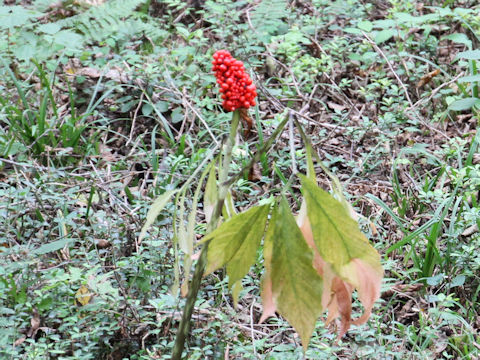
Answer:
[
  {"left": 250, "top": 0, "right": 289, "bottom": 41},
  {"left": 56, "top": 0, "right": 150, "bottom": 43}
]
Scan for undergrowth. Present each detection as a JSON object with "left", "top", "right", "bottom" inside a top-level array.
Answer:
[{"left": 1, "top": 0, "right": 480, "bottom": 359}]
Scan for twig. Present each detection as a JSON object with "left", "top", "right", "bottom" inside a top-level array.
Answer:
[
  {"left": 158, "top": 72, "right": 220, "bottom": 146},
  {"left": 181, "top": 93, "right": 220, "bottom": 146},
  {"left": 361, "top": 33, "right": 411, "bottom": 109},
  {"left": 362, "top": 31, "right": 414, "bottom": 108},
  {"left": 408, "top": 73, "right": 464, "bottom": 110},
  {"left": 250, "top": 301, "right": 258, "bottom": 358},
  {"left": 362, "top": 31, "right": 450, "bottom": 140},
  {"left": 127, "top": 92, "right": 144, "bottom": 146},
  {"left": 288, "top": 111, "right": 297, "bottom": 174}
]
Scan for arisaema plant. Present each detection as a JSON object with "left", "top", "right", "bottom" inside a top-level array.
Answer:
[{"left": 140, "top": 50, "right": 383, "bottom": 359}]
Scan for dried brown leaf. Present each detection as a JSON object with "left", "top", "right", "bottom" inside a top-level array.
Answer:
[
  {"left": 26, "top": 309, "right": 40, "bottom": 338},
  {"left": 248, "top": 162, "right": 262, "bottom": 182},
  {"left": 417, "top": 69, "right": 440, "bottom": 88},
  {"left": 239, "top": 108, "right": 253, "bottom": 138}
]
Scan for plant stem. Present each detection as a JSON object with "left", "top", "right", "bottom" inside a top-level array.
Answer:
[
  {"left": 171, "top": 110, "right": 240, "bottom": 360},
  {"left": 223, "top": 114, "right": 289, "bottom": 188}
]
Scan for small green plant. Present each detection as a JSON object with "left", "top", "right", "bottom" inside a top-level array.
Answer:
[
  {"left": 1, "top": 61, "right": 93, "bottom": 163},
  {"left": 448, "top": 49, "right": 480, "bottom": 112}
]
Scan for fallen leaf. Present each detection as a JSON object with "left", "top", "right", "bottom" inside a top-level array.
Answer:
[
  {"left": 75, "top": 285, "right": 92, "bottom": 306},
  {"left": 239, "top": 108, "right": 253, "bottom": 138},
  {"left": 14, "top": 336, "right": 26, "bottom": 347},
  {"left": 327, "top": 102, "right": 347, "bottom": 112},
  {"left": 95, "top": 239, "right": 111, "bottom": 249},
  {"left": 417, "top": 68, "right": 440, "bottom": 88},
  {"left": 381, "top": 283, "right": 423, "bottom": 299},
  {"left": 248, "top": 162, "right": 262, "bottom": 182},
  {"left": 26, "top": 309, "right": 40, "bottom": 338},
  {"left": 462, "top": 224, "right": 478, "bottom": 237}
]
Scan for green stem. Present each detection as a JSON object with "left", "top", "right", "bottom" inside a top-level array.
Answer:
[
  {"left": 223, "top": 114, "right": 289, "bottom": 188},
  {"left": 171, "top": 110, "right": 240, "bottom": 360},
  {"left": 470, "top": 60, "right": 478, "bottom": 98}
]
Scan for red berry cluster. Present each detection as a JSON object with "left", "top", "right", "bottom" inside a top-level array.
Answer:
[{"left": 212, "top": 50, "right": 257, "bottom": 112}]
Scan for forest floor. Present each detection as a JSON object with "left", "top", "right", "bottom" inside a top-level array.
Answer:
[{"left": 1, "top": 0, "right": 480, "bottom": 359}]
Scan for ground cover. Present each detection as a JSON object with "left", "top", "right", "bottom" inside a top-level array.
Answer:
[{"left": 1, "top": 0, "right": 480, "bottom": 359}]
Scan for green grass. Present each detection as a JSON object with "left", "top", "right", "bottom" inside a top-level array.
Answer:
[{"left": 1, "top": 0, "right": 480, "bottom": 358}]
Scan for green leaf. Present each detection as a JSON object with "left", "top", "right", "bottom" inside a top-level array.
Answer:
[
  {"left": 357, "top": 20, "right": 372, "bottom": 32},
  {"left": 142, "top": 103, "right": 154, "bottom": 117},
  {"left": 53, "top": 30, "right": 83, "bottom": 49},
  {"left": 299, "top": 175, "right": 378, "bottom": 271},
  {"left": 455, "top": 50, "right": 480, "bottom": 60},
  {"left": 394, "top": 12, "right": 416, "bottom": 24},
  {"left": 443, "top": 33, "right": 472, "bottom": 49},
  {"left": 263, "top": 198, "right": 323, "bottom": 351},
  {"left": 374, "top": 29, "right": 395, "bottom": 44},
  {"left": 305, "top": 145, "right": 316, "bottom": 182},
  {"left": 0, "top": 6, "right": 39, "bottom": 29},
  {"left": 156, "top": 101, "right": 169, "bottom": 112},
  {"left": 450, "top": 275, "right": 465, "bottom": 288},
  {"left": 38, "top": 297, "right": 53, "bottom": 311},
  {"left": 222, "top": 191, "right": 237, "bottom": 219},
  {"left": 139, "top": 190, "right": 177, "bottom": 242},
  {"left": 448, "top": 97, "right": 480, "bottom": 111},
  {"left": 33, "top": 238, "right": 74, "bottom": 255},
  {"left": 203, "top": 205, "right": 270, "bottom": 300},
  {"left": 38, "top": 23, "right": 62, "bottom": 35},
  {"left": 171, "top": 108, "right": 183, "bottom": 124},
  {"left": 343, "top": 27, "right": 363, "bottom": 35},
  {"left": 457, "top": 75, "right": 480, "bottom": 83}
]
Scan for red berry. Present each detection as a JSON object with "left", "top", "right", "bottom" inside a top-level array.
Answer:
[{"left": 212, "top": 50, "right": 257, "bottom": 111}]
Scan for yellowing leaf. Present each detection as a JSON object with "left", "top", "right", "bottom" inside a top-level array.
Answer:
[
  {"left": 261, "top": 198, "right": 323, "bottom": 351},
  {"left": 298, "top": 175, "right": 383, "bottom": 338},
  {"left": 203, "top": 205, "right": 269, "bottom": 304},
  {"left": 260, "top": 220, "right": 275, "bottom": 322},
  {"left": 296, "top": 201, "right": 325, "bottom": 276},
  {"left": 222, "top": 191, "right": 237, "bottom": 219},
  {"left": 181, "top": 164, "right": 211, "bottom": 295},
  {"left": 139, "top": 190, "right": 177, "bottom": 243},
  {"left": 299, "top": 175, "right": 379, "bottom": 271},
  {"left": 75, "top": 285, "right": 92, "bottom": 306},
  {"left": 204, "top": 162, "right": 218, "bottom": 224}
]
